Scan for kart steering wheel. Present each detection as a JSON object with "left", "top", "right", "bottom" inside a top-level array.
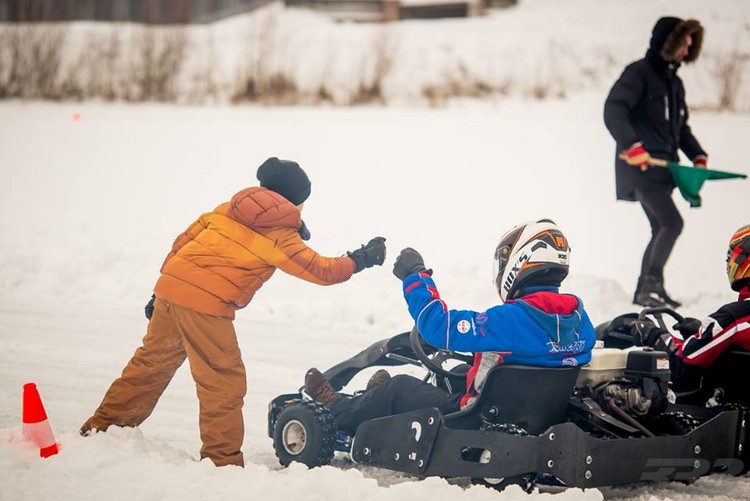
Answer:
[
  {"left": 638, "top": 306, "right": 685, "bottom": 332},
  {"left": 598, "top": 306, "right": 688, "bottom": 349},
  {"left": 409, "top": 325, "right": 473, "bottom": 378}
]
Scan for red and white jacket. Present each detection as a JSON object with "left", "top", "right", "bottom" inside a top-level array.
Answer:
[{"left": 673, "top": 288, "right": 750, "bottom": 368}]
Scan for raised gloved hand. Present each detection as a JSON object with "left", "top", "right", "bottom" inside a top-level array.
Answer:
[
  {"left": 623, "top": 142, "right": 651, "bottom": 168},
  {"left": 348, "top": 237, "right": 386, "bottom": 273},
  {"left": 630, "top": 319, "right": 662, "bottom": 347},
  {"left": 673, "top": 317, "right": 701, "bottom": 337},
  {"left": 145, "top": 294, "right": 156, "bottom": 320},
  {"left": 393, "top": 247, "right": 429, "bottom": 280},
  {"left": 692, "top": 155, "right": 708, "bottom": 169}
]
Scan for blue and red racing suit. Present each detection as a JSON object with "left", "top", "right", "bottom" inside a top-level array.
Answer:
[
  {"left": 666, "top": 288, "right": 750, "bottom": 370},
  {"left": 402, "top": 272, "right": 596, "bottom": 407}
]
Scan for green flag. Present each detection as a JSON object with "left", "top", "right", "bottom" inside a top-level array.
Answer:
[{"left": 667, "top": 163, "right": 747, "bottom": 208}]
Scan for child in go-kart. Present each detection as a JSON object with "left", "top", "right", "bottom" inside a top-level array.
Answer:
[
  {"left": 304, "top": 219, "right": 596, "bottom": 434},
  {"left": 631, "top": 225, "right": 750, "bottom": 392}
]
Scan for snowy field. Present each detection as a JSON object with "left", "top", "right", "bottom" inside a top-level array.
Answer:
[{"left": 2, "top": 1, "right": 750, "bottom": 500}]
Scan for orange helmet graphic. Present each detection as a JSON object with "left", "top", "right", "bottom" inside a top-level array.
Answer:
[{"left": 727, "top": 224, "right": 750, "bottom": 291}]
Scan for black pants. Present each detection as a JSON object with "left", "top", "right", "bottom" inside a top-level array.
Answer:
[
  {"left": 330, "top": 374, "right": 461, "bottom": 435},
  {"left": 635, "top": 184, "right": 684, "bottom": 281}
]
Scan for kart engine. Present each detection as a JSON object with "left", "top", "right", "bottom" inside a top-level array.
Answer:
[
  {"left": 597, "top": 350, "right": 671, "bottom": 416},
  {"left": 599, "top": 382, "right": 652, "bottom": 416},
  {"left": 579, "top": 348, "right": 671, "bottom": 417}
]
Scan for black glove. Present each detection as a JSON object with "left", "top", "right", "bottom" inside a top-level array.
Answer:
[
  {"left": 393, "top": 247, "right": 429, "bottom": 280},
  {"left": 631, "top": 319, "right": 662, "bottom": 347},
  {"left": 673, "top": 317, "right": 701, "bottom": 337},
  {"left": 145, "top": 294, "right": 156, "bottom": 320},
  {"left": 348, "top": 237, "right": 386, "bottom": 273}
]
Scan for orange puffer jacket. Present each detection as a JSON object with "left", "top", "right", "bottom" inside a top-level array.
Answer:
[{"left": 154, "top": 187, "right": 355, "bottom": 318}]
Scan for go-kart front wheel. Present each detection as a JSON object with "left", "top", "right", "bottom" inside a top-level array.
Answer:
[{"left": 273, "top": 400, "right": 336, "bottom": 468}]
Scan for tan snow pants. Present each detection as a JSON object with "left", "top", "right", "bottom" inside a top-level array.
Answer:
[{"left": 90, "top": 298, "right": 246, "bottom": 467}]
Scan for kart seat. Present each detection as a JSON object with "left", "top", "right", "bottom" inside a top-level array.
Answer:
[{"left": 443, "top": 364, "right": 581, "bottom": 435}]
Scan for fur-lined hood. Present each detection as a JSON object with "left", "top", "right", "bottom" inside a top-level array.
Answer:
[{"left": 650, "top": 17, "right": 704, "bottom": 64}]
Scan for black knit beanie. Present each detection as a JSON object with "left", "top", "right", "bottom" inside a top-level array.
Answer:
[{"left": 256, "top": 157, "right": 311, "bottom": 205}]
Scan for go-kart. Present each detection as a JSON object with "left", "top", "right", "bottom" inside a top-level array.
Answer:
[{"left": 268, "top": 307, "right": 748, "bottom": 490}]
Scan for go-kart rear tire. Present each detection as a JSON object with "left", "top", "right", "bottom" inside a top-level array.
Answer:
[{"left": 273, "top": 400, "right": 336, "bottom": 468}]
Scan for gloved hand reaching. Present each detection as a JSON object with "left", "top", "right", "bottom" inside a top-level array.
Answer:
[
  {"left": 145, "top": 294, "right": 156, "bottom": 320},
  {"left": 623, "top": 142, "right": 651, "bottom": 168},
  {"left": 348, "top": 237, "right": 387, "bottom": 273},
  {"left": 673, "top": 317, "right": 701, "bottom": 337},
  {"left": 393, "top": 247, "right": 430, "bottom": 280},
  {"left": 692, "top": 155, "right": 708, "bottom": 169}
]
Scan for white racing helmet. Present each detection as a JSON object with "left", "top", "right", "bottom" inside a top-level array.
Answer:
[{"left": 493, "top": 219, "right": 571, "bottom": 302}]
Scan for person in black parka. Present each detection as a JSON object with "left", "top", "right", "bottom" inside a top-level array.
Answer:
[{"left": 604, "top": 17, "right": 707, "bottom": 308}]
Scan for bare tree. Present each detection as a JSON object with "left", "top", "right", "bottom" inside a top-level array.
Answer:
[
  {"left": 350, "top": 25, "right": 398, "bottom": 105},
  {"left": 130, "top": 25, "right": 188, "bottom": 101},
  {"left": 0, "top": 25, "right": 67, "bottom": 99},
  {"left": 710, "top": 49, "right": 749, "bottom": 111}
]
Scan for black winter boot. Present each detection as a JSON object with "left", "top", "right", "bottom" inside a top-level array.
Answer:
[
  {"left": 633, "top": 275, "right": 681, "bottom": 308},
  {"left": 633, "top": 276, "right": 660, "bottom": 307},
  {"left": 652, "top": 279, "right": 681, "bottom": 308}
]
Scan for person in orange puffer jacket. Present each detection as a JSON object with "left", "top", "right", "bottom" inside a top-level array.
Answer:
[{"left": 80, "top": 157, "right": 386, "bottom": 467}]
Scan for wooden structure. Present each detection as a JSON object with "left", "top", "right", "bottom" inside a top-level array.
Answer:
[
  {"left": 0, "top": 0, "right": 274, "bottom": 24},
  {"left": 0, "top": 0, "right": 517, "bottom": 24},
  {"left": 285, "top": 0, "right": 492, "bottom": 22}
]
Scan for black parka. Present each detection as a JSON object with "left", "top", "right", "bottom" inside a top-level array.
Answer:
[{"left": 604, "top": 17, "right": 706, "bottom": 201}]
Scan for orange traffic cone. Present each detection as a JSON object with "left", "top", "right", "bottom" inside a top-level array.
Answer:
[{"left": 22, "top": 382, "right": 59, "bottom": 458}]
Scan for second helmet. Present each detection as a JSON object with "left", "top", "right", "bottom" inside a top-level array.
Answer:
[{"left": 727, "top": 225, "right": 750, "bottom": 291}]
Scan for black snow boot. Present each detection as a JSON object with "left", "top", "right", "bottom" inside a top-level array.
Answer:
[{"left": 633, "top": 275, "right": 681, "bottom": 309}]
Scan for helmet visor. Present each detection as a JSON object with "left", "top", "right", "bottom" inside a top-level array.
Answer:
[{"left": 492, "top": 243, "right": 511, "bottom": 286}]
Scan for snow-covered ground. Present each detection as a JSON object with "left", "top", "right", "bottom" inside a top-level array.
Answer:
[{"left": 2, "top": 1, "right": 750, "bottom": 500}]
